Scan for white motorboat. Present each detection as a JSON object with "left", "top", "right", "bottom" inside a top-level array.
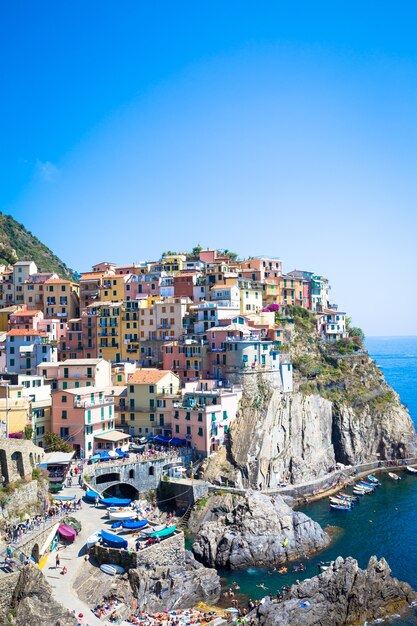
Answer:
[
  {"left": 406, "top": 466, "right": 417, "bottom": 474},
  {"left": 108, "top": 510, "right": 136, "bottom": 521},
  {"left": 86, "top": 530, "right": 102, "bottom": 548},
  {"left": 388, "top": 472, "right": 401, "bottom": 481}
]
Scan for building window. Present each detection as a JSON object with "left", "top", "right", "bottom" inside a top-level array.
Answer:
[
  {"left": 61, "top": 395, "right": 67, "bottom": 403},
  {"left": 149, "top": 385, "right": 154, "bottom": 393},
  {"left": 149, "top": 466, "right": 154, "bottom": 476},
  {"left": 60, "top": 427, "right": 69, "bottom": 438},
  {"left": 186, "top": 412, "right": 191, "bottom": 420},
  {"left": 186, "top": 426, "right": 191, "bottom": 435},
  {"left": 175, "top": 425, "right": 179, "bottom": 433},
  {"left": 61, "top": 410, "right": 67, "bottom": 419},
  {"left": 198, "top": 427, "right": 203, "bottom": 437},
  {"left": 150, "top": 413, "right": 155, "bottom": 421}
]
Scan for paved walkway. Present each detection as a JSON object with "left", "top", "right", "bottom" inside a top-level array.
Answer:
[{"left": 42, "top": 485, "right": 119, "bottom": 626}]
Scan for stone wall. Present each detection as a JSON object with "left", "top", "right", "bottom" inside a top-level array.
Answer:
[
  {"left": 158, "top": 478, "right": 209, "bottom": 512},
  {"left": 94, "top": 531, "right": 185, "bottom": 570},
  {"left": 93, "top": 544, "right": 138, "bottom": 570},
  {"left": 0, "top": 439, "right": 44, "bottom": 484},
  {"left": 136, "top": 531, "right": 185, "bottom": 568},
  {"left": 0, "top": 478, "right": 49, "bottom": 523}
]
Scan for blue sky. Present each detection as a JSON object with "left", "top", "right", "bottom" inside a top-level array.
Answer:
[{"left": 1, "top": 1, "right": 417, "bottom": 335}]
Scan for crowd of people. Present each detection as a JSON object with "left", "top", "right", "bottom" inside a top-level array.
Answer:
[
  {"left": 126, "top": 607, "right": 220, "bottom": 625},
  {"left": 93, "top": 598, "right": 122, "bottom": 622}
]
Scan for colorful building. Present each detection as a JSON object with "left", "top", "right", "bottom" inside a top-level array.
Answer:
[
  {"left": 6, "top": 329, "right": 57, "bottom": 375},
  {"left": 51, "top": 386, "right": 116, "bottom": 458},
  {"left": 44, "top": 278, "right": 80, "bottom": 320},
  {"left": 118, "top": 369, "right": 181, "bottom": 437}
]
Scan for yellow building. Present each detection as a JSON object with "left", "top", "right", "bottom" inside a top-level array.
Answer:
[
  {"left": 121, "top": 300, "right": 140, "bottom": 361},
  {"left": 118, "top": 369, "right": 180, "bottom": 437},
  {"left": 99, "top": 274, "right": 128, "bottom": 302},
  {"left": 0, "top": 383, "right": 31, "bottom": 436},
  {"left": 44, "top": 278, "right": 80, "bottom": 321},
  {"left": 239, "top": 280, "right": 262, "bottom": 314},
  {"left": 152, "top": 254, "right": 186, "bottom": 273},
  {"left": 0, "top": 305, "right": 19, "bottom": 332},
  {"left": 96, "top": 302, "right": 123, "bottom": 363}
]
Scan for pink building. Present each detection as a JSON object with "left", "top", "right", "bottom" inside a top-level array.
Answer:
[
  {"left": 9, "top": 309, "right": 44, "bottom": 331},
  {"left": 162, "top": 339, "right": 210, "bottom": 382},
  {"left": 51, "top": 386, "right": 117, "bottom": 458},
  {"left": 172, "top": 380, "right": 241, "bottom": 456},
  {"left": 240, "top": 257, "right": 282, "bottom": 282},
  {"left": 61, "top": 318, "right": 83, "bottom": 359}
]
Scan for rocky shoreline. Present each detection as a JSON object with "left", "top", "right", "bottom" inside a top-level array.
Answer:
[
  {"left": 191, "top": 490, "right": 330, "bottom": 569},
  {"left": 251, "top": 556, "right": 417, "bottom": 626}
]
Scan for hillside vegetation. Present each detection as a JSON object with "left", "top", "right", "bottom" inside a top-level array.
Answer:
[{"left": 0, "top": 212, "right": 75, "bottom": 279}]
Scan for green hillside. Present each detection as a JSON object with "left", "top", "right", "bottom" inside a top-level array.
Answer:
[{"left": 0, "top": 212, "right": 76, "bottom": 280}]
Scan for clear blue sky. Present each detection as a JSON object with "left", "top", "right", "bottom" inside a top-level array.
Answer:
[{"left": 1, "top": 1, "right": 417, "bottom": 335}]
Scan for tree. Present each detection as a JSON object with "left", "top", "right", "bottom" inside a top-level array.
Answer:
[
  {"left": 349, "top": 326, "right": 365, "bottom": 343},
  {"left": 191, "top": 245, "right": 202, "bottom": 257},
  {"left": 43, "top": 432, "right": 73, "bottom": 453},
  {"left": 24, "top": 425, "right": 33, "bottom": 440}
]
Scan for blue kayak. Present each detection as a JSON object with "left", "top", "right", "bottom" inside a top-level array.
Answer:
[
  {"left": 122, "top": 519, "right": 148, "bottom": 531},
  {"left": 100, "top": 497, "right": 132, "bottom": 508},
  {"left": 111, "top": 521, "right": 123, "bottom": 529}
]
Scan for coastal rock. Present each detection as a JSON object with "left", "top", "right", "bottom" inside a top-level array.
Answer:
[
  {"left": 203, "top": 351, "right": 416, "bottom": 489},
  {"left": 253, "top": 556, "right": 417, "bottom": 625},
  {"left": 74, "top": 552, "right": 221, "bottom": 613},
  {"left": 191, "top": 490, "right": 330, "bottom": 569},
  {"left": 2, "top": 565, "right": 77, "bottom": 626}
]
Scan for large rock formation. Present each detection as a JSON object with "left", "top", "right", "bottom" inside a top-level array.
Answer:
[
  {"left": 253, "top": 556, "right": 417, "bottom": 626},
  {"left": 0, "top": 566, "right": 77, "bottom": 626},
  {"left": 74, "top": 551, "right": 221, "bottom": 613},
  {"left": 203, "top": 325, "right": 416, "bottom": 489},
  {"left": 191, "top": 490, "right": 330, "bottom": 569}
]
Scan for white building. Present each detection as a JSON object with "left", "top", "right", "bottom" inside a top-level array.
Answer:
[{"left": 6, "top": 329, "right": 58, "bottom": 375}]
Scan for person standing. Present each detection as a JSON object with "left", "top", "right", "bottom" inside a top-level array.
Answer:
[{"left": 55, "top": 553, "right": 60, "bottom": 568}]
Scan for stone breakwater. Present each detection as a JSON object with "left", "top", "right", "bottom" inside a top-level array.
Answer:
[
  {"left": 191, "top": 490, "right": 330, "bottom": 569},
  {"left": 252, "top": 556, "right": 417, "bottom": 626}
]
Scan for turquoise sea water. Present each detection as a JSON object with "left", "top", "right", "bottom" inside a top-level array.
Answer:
[{"left": 218, "top": 337, "right": 417, "bottom": 624}]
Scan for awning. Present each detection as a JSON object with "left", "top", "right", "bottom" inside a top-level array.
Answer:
[
  {"left": 170, "top": 438, "right": 186, "bottom": 446},
  {"left": 19, "top": 344, "right": 34, "bottom": 353},
  {"left": 94, "top": 431, "right": 130, "bottom": 443},
  {"left": 153, "top": 435, "right": 171, "bottom": 444}
]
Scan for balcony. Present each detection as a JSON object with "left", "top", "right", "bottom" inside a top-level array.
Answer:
[
  {"left": 74, "top": 397, "right": 114, "bottom": 409},
  {"left": 98, "top": 331, "right": 119, "bottom": 337},
  {"left": 209, "top": 347, "right": 225, "bottom": 352},
  {"left": 157, "top": 324, "right": 172, "bottom": 329}
]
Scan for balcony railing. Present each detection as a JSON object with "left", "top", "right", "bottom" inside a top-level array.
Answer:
[
  {"left": 157, "top": 324, "right": 172, "bottom": 329},
  {"left": 74, "top": 397, "right": 114, "bottom": 409}
]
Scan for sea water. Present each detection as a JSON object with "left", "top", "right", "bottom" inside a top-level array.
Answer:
[{"left": 218, "top": 337, "right": 417, "bottom": 624}]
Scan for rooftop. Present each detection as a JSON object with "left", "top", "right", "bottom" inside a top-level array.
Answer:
[
  {"left": 94, "top": 431, "right": 130, "bottom": 442},
  {"left": 128, "top": 368, "right": 176, "bottom": 385},
  {"left": 7, "top": 329, "right": 48, "bottom": 337}
]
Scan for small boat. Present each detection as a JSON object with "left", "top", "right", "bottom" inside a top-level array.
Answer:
[
  {"left": 352, "top": 487, "right": 367, "bottom": 495},
  {"left": 122, "top": 519, "right": 148, "bottom": 531},
  {"left": 108, "top": 510, "right": 136, "bottom": 521},
  {"left": 57, "top": 523, "right": 77, "bottom": 542},
  {"left": 329, "top": 497, "right": 352, "bottom": 507},
  {"left": 101, "top": 530, "right": 128, "bottom": 549},
  {"left": 367, "top": 475, "right": 380, "bottom": 484},
  {"left": 330, "top": 503, "right": 350, "bottom": 511},
  {"left": 100, "top": 563, "right": 125, "bottom": 576},
  {"left": 101, "top": 497, "right": 132, "bottom": 508},
  {"left": 406, "top": 466, "right": 417, "bottom": 475},
  {"left": 86, "top": 530, "right": 102, "bottom": 548},
  {"left": 53, "top": 494, "right": 76, "bottom": 502},
  {"left": 141, "top": 524, "right": 166, "bottom": 537},
  {"left": 39, "top": 523, "right": 60, "bottom": 557},
  {"left": 149, "top": 525, "right": 176, "bottom": 539},
  {"left": 338, "top": 492, "right": 359, "bottom": 501},
  {"left": 111, "top": 521, "right": 123, "bottom": 529},
  {"left": 63, "top": 516, "right": 82, "bottom": 534},
  {"left": 356, "top": 484, "right": 374, "bottom": 494},
  {"left": 85, "top": 490, "right": 101, "bottom": 502},
  {"left": 388, "top": 472, "right": 401, "bottom": 481},
  {"left": 358, "top": 481, "right": 376, "bottom": 490},
  {"left": 278, "top": 566, "right": 287, "bottom": 574},
  {"left": 319, "top": 565, "right": 329, "bottom": 571}
]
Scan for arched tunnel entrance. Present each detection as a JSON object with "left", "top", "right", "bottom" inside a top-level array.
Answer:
[
  {"left": 31, "top": 543, "right": 40, "bottom": 563},
  {"left": 102, "top": 483, "right": 139, "bottom": 499}
]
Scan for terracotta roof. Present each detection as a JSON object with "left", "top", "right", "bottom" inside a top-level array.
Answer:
[
  {"left": 11, "top": 310, "right": 42, "bottom": 317},
  {"left": 7, "top": 329, "right": 48, "bottom": 336},
  {"left": 79, "top": 272, "right": 104, "bottom": 280},
  {"left": 44, "top": 278, "right": 71, "bottom": 284},
  {"left": 128, "top": 368, "right": 175, "bottom": 385}
]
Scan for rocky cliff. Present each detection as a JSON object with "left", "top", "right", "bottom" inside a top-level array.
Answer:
[
  {"left": 74, "top": 551, "right": 221, "bottom": 613},
  {"left": 0, "top": 566, "right": 77, "bottom": 626},
  {"left": 253, "top": 556, "right": 417, "bottom": 625},
  {"left": 191, "top": 490, "right": 330, "bottom": 569},
  {"left": 203, "top": 311, "right": 416, "bottom": 488}
]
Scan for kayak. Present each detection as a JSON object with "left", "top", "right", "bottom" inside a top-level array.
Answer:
[
  {"left": 141, "top": 524, "right": 166, "bottom": 536},
  {"left": 149, "top": 525, "right": 176, "bottom": 539},
  {"left": 108, "top": 510, "right": 136, "bottom": 521}
]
